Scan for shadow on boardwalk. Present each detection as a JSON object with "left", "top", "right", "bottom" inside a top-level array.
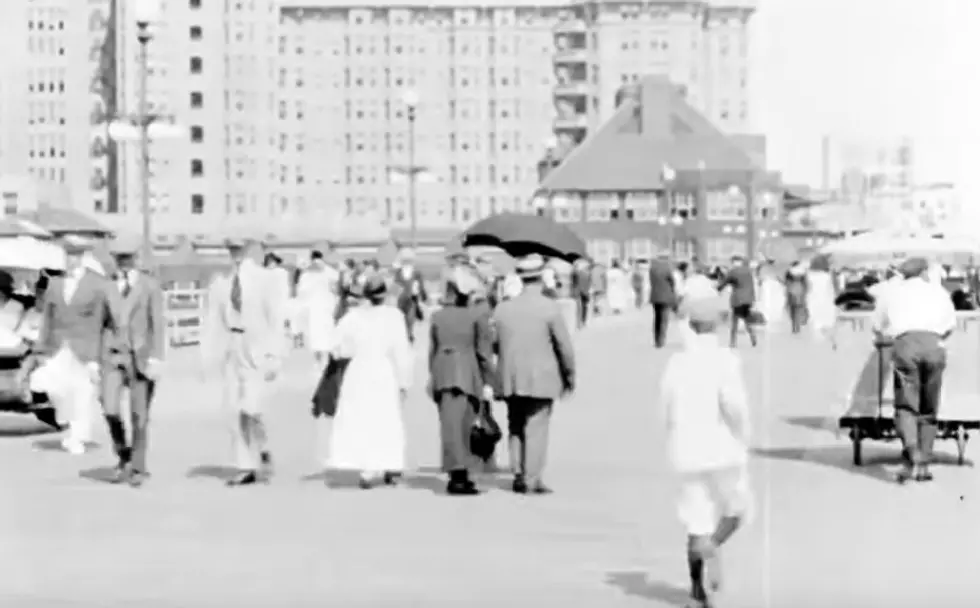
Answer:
[{"left": 605, "top": 571, "right": 690, "bottom": 606}]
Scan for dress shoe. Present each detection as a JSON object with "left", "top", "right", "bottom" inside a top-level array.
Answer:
[
  {"left": 914, "top": 464, "right": 934, "bottom": 482},
  {"left": 358, "top": 477, "right": 379, "bottom": 490},
  {"left": 128, "top": 471, "right": 147, "bottom": 488},
  {"left": 446, "top": 479, "right": 480, "bottom": 495},
  {"left": 530, "top": 483, "right": 553, "bottom": 495},
  {"left": 896, "top": 463, "right": 916, "bottom": 485},
  {"left": 512, "top": 477, "right": 528, "bottom": 494},
  {"left": 383, "top": 471, "right": 402, "bottom": 486},
  {"left": 226, "top": 471, "right": 261, "bottom": 486},
  {"left": 259, "top": 451, "right": 274, "bottom": 479}
]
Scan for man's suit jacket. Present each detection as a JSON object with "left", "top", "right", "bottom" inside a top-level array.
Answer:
[
  {"left": 722, "top": 265, "right": 756, "bottom": 308},
  {"left": 393, "top": 265, "right": 428, "bottom": 319},
  {"left": 106, "top": 270, "right": 165, "bottom": 377},
  {"left": 38, "top": 269, "right": 117, "bottom": 363},
  {"left": 648, "top": 260, "right": 676, "bottom": 305},
  {"left": 428, "top": 304, "right": 496, "bottom": 399},
  {"left": 202, "top": 259, "right": 285, "bottom": 373},
  {"left": 492, "top": 285, "right": 575, "bottom": 401}
]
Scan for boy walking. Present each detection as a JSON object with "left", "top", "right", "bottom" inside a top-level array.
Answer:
[{"left": 658, "top": 297, "right": 752, "bottom": 607}]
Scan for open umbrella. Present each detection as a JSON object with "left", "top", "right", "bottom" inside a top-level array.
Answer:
[{"left": 460, "top": 212, "right": 587, "bottom": 262}]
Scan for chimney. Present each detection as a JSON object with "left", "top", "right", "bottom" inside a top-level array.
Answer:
[{"left": 638, "top": 76, "right": 672, "bottom": 138}]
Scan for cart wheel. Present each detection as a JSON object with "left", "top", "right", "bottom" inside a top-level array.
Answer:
[
  {"left": 956, "top": 425, "right": 968, "bottom": 466},
  {"left": 851, "top": 427, "right": 863, "bottom": 466}
]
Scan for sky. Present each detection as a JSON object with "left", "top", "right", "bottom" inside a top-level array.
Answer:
[{"left": 751, "top": 0, "right": 979, "bottom": 207}]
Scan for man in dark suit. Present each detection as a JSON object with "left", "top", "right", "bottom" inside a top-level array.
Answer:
[
  {"left": 101, "top": 238, "right": 165, "bottom": 487},
  {"left": 570, "top": 259, "right": 593, "bottom": 329},
  {"left": 492, "top": 254, "right": 575, "bottom": 494},
  {"left": 35, "top": 236, "right": 119, "bottom": 455},
  {"left": 648, "top": 253, "right": 676, "bottom": 348},
  {"left": 720, "top": 255, "right": 758, "bottom": 348},
  {"left": 428, "top": 266, "right": 497, "bottom": 495},
  {"left": 392, "top": 247, "right": 428, "bottom": 343}
]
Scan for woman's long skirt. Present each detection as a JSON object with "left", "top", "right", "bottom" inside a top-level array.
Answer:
[{"left": 437, "top": 389, "right": 477, "bottom": 472}]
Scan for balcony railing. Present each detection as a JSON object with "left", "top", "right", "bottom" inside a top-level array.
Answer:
[
  {"left": 554, "top": 19, "right": 586, "bottom": 34},
  {"left": 553, "top": 114, "right": 588, "bottom": 131},
  {"left": 553, "top": 48, "right": 589, "bottom": 64},
  {"left": 554, "top": 81, "right": 590, "bottom": 97}
]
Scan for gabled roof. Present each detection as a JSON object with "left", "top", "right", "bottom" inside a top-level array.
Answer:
[{"left": 540, "top": 76, "right": 760, "bottom": 193}]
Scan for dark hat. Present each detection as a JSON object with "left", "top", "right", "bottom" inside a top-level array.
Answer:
[
  {"left": 362, "top": 272, "right": 388, "bottom": 300},
  {"left": 0, "top": 269, "right": 13, "bottom": 295},
  {"left": 899, "top": 257, "right": 929, "bottom": 278},
  {"left": 61, "top": 235, "right": 93, "bottom": 255}
]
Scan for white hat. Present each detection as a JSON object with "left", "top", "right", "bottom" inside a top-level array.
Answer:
[{"left": 515, "top": 254, "right": 545, "bottom": 277}]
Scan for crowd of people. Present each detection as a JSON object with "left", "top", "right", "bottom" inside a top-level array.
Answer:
[{"left": 5, "top": 230, "right": 971, "bottom": 608}]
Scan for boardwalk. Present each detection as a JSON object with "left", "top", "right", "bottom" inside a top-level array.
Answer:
[{"left": 2, "top": 310, "right": 980, "bottom": 606}]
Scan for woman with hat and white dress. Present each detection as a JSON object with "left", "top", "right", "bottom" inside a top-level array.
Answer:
[{"left": 328, "top": 272, "right": 413, "bottom": 488}]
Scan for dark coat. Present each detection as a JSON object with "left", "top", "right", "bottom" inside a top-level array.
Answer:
[
  {"left": 393, "top": 265, "right": 428, "bottom": 320},
  {"left": 721, "top": 265, "right": 756, "bottom": 308},
  {"left": 570, "top": 267, "right": 592, "bottom": 299},
  {"left": 648, "top": 260, "right": 676, "bottom": 305},
  {"left": 784, "top": 272, "right": 808, "bottom": 306},
  {"left": 428, "top": 304, "right": 496, "bottom": 399}
]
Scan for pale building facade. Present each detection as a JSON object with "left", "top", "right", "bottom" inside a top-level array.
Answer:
[{"left": 1, "top": 0, "right": 757, "bottom": 241}]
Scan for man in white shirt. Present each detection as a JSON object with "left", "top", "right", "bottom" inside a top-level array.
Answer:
[
  {"left": 659, "top": 297, "right": 751, "bottom": 607},
  {"left": 872, "top": 257, "right": 956, "bottom": 484}
]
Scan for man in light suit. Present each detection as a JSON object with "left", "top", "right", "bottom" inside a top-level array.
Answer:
[
  {"left": 202, "top": 236, "right": 286, "bottom": 486},
  {"left": 492, "top": 254, "right": 576, "bottom": 494},
  {"left": 100, "top": 238, "right": 165, "bottom": 487},
  {"left": 35, "top": 237, "right": 118, "bottom": 454}
]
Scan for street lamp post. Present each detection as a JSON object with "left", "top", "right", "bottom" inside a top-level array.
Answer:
[
  {"left": 403, "top": 90, "right": 419, "bottom": 250},
  {"left": 134, "top": 0, "right": 158, "bottom": 264}
]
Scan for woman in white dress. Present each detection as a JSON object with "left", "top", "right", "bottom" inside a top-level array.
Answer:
[
  {"left": 757, "top": 261, "right": 786, "bottom": 332},
  {"left": 329, "top": 273, "right": 413, "bottom": 488},
  {"left": 605, "top": 259, "right": 630, "bottom": 314},
  {"left": 296, "top": 251, "right": 341, "bottom": 371},
  {"left": 805, "top": 255, "right": 838, "bottom": 349}
]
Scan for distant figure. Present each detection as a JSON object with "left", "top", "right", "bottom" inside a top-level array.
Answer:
[
  {"left": 719, "top": 255, "right": 757, "bottom": 348},
  {"left": 805, "top": 255, "right": 838, "bottom": 349},
  {"left": 392, "top": 248, "right": 428, "bottom": 343},
  {"left": 648, "top": 253, "right": 677, "bottom": 348},
  {"left": 605, "top": 259, "right": 630, "bottom": 315},
  {"left": 570, "top": 259, "right": 593, "bottom": 328}
]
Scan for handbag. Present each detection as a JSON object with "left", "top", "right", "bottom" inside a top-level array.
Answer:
[{"left": 469, "top": 398, "right": 502, "bottom": 462}]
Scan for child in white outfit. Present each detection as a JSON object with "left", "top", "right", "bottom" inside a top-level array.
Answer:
[{"left": 659, "top": 297, "right": 752, "bottom": 607}]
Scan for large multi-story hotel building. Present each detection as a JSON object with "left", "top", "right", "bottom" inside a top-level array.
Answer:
[{"left": 0, "top": 0, "right": 757, "bottom": 244}]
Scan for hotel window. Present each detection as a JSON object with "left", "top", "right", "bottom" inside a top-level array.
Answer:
[
  {"left": 584, "top": 193, "right": 616, "bottom": 222},
  {"left": 553, "top": 193, "right": 581, "bottom": 223},
  {"left": 190, "top": 159, "right": 204, "bottom": 177},
  {"left": 586, "top": 239, "right": 618, "bottom": 266},
  {"left": 625, "top": 192, "right": 658, "bottom": 221},
  {"left": 190, "top": 92, "right": 203, "bottom": 108},
  {"left": 705, "top": 187, "right": 746, "bottom": 220},
  {"left": 191, "top": 194, "right": 205, "bottom": 214},
  {"left": 670, "top": 192, "right": 697, "bottom": 219}
]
